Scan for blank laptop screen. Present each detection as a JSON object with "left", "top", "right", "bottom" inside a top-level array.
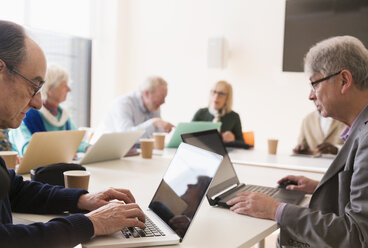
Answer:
[{"left": 149, "top": 144, "right": 220, "bottom": 239}]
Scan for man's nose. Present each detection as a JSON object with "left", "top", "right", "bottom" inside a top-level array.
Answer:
[
  {"left": 308, "top": 89, "right": 316, "bottom": 101},
  {"left": 29, "top": 93, "right": 43, "bottom": 110}
]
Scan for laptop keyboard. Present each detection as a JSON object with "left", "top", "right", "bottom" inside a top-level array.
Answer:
[
  {"left": 243, "top": 184, "right": 278, "bottom": 196},
  {"left": 121, "top": 216, "right": 166, "bottom": 239}
]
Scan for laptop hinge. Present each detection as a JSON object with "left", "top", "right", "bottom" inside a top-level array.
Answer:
[{"left": 209, "top": 183, "right": 245, "bottom": 205}]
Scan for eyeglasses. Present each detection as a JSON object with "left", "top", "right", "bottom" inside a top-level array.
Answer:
[
  {"left": 310, "top": 70, "right": 341, "bottom": 91},
  {"left": 211, "top": 90, "right": 227, "bottom": 97},
  {"left": 6, "top": 63, "right": 45, "bottom": 97}
]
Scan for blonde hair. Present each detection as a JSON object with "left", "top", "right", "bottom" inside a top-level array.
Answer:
[
  {"left": 209, "top": 80, "right": 233, "bottom": 114},
  {"left": 42, "top": 64, "right": 69, "bottom": 99}
]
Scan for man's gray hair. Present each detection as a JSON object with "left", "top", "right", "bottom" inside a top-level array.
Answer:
[
  {"left": 304, "top": 36, "right": 368, "bottom": 90},
  {"left": 0, "top": 20, "right": 27, "bottom": 69},
  {"left": 42, "top": 64, "right": 69, "bottom": 99},
  {"left": 139, "top": 76, "right": 167, "bottom": 93}
]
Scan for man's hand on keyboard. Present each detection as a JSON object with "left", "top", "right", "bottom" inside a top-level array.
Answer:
[
  {"left": 86, "top": 202, "right": 146, "bottom": 236},
  {"left": 77, "top": 188, "right": 136, "bottom": 211},
  {"left": 226, "top": 191, "right": 280, "bottom": 220}
]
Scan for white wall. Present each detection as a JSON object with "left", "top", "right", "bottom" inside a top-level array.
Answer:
[{"left": 91, "top": 0, "right": 316, "bottom": 153}]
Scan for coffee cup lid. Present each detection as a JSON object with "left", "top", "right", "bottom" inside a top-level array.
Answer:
[{"left": 63, "top": 170, "right": 90, "bottom": 176}]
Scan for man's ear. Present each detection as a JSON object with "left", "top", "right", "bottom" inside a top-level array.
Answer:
[
  {"left": 142, "top": 90, "right": 149, "bottom": 97},
  {"left": 0, "top": 59, "right": 6, "bottom": 72},
  {"left": 340, "top": 70, "right": 353, "bottom": 94}
]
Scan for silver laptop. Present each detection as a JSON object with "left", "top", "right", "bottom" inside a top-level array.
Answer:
[
  {"left": 82, "top": 143, "right": 223, "bottom": 247},
  {"left": 181, "top": 129, "right": 306, "bottom": 207},
  {"left": 79, "top": 131, "right": 144, "bottom": 165},
  {"left": 16, "top": 130, "right": 85, "bottom": 174}
]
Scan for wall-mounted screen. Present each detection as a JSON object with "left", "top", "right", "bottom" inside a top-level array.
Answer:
[{"left": 283, "top": 0, "right": 368, "bottom": 72}]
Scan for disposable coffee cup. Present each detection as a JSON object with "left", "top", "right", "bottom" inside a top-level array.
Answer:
[
  {"left": 153, "top": 133, "right": 166, "bottom": 150},
  {"left": 63, "top": 170, "right": 90, "bottom": 190},
  {"left": 268, "top": 139, "right": 278, "bottom": 155},
  {"left": 0, "top": 151, "right": 18, "bottom": 169},
  {"left": 140, "top": 138, "right": 154, "bottom": 159}
]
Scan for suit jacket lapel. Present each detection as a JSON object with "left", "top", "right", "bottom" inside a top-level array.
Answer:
[{"left": 315, "top": 105, "right": 368, "bottom": 191}]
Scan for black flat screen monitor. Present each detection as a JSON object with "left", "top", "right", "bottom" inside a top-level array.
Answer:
[{"left": 283, "top": 0, "right": 368, "bottom": 72}]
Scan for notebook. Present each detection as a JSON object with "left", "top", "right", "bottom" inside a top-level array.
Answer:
[
  {"left": 181, "top": 129, "right": 306, "bottom": 207},
  {"left": 16, "top": 130, "right": 85, "bottom": 174},
  {"left": 82, "top": 143, "right": 223, "bottom": 248},
  {"left": 79, "top": 130, "right": 144, "bottom": 165},
  {"left": 166, "top": 122, "right": 222, "bottom": 148}
]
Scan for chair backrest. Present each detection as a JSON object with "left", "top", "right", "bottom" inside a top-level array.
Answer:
[{"left": 243, "top": 131, "right": 255, "bottom": 146}]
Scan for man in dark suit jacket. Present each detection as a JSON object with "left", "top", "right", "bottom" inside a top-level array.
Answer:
[{"left": 227, "top": 36, "right": 368, "bottom": 247}]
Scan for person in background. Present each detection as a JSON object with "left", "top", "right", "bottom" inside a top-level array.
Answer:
[
  {"left": 192, "top": 80, "right": 244, "bottom": 143},
  {"left": 0, "top": 20, "right": 145, "bottom": 247},
  {"left": 98, "top": 76, "right": 174, "bottom": 139},
  {"left": 293, "top": 110, "right": 345, "bottom": 155},
  {"left": 9, "top": 64, "right": 90, "bottom": 156},
  {"left": 227, "top": 36, "right": 368, "bottom": 247},
  {"left": 0, "top": 129, "right": 12, "bottom": 151}
]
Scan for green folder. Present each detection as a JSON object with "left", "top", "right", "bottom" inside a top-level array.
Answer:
[{"left": 166, "top": 122, "right": 222, "bottom": 148}]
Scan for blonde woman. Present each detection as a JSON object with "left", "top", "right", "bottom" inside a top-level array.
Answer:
[
  {"left": 192, "top": 80, "right": 244, "bottom": 143},
  {"left": 9, "top": 64, "right": 90, "bottom": 156}
]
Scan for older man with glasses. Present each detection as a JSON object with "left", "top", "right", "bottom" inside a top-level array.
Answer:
[
  {"left": 293, "top": 70, "right": 347, "bottom": 156},
  {"left": 227, "top": 36, "right": 368, "bottom": 247},
  {"left": 0, "top": 20, "right": 145, "bottom": 247}
]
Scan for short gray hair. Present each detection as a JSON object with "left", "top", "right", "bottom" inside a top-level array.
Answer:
[
  {"left": 139, "top": 76, "right": 167, "bottom": 93},
  {"left": 304, "top": 36, "right": 368, "bottom": 90},
  {"left": 0, "top": 20, "right": 27, "bottom": 69},
  {"left": 42, "top": 64, "right": 69, "bottom": 99}
]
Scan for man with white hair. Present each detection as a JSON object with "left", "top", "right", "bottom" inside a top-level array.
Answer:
[
  {"left": 101, "top": 76, "right": 174, "bottom": 138},
  {"left": 228, "top": 36, "right": 368, "bottom": 247}
]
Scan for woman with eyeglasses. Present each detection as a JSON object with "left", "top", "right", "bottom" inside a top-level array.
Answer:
[
  {"left": 9, "top": 64, "right": 90, "bottom": 156},
  {"left": 192, "top": 80, "right": 244, "bottom": 143}
]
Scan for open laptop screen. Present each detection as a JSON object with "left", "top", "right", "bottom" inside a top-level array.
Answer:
[
  {"left": 149, "top": 143, "right": 221, "bottom": 239},
  {"left": 181, "top": 129, "right": 240, "bottom": 198}
]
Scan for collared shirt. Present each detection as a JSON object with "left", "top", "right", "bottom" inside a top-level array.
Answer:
[
  {"left": 340, "top": 103, "right": 368, "bottom": 142},
  {"left": 101, "top": 91, "right": 161, "bottom": 138}
]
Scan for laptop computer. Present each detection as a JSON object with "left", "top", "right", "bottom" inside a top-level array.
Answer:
[
  {"left": 181, "top": 129, "right": 306, "bottom": 207},
  {"left": 166, "top": 122, "right": 222, "bottom": 148},
  {"left": 79, "top": 130, "right": 144, "bottom": 165},
  {"left": 82, "top": 143, "right": 223, "bottom": 248},
  {"left": 16, "top": 130, "right": 85, "bottom": 174}
]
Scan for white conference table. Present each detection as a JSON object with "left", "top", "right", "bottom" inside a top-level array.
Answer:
[
  {"left": 228, "top": 148, "right": 334, "bottom": 174},
  {"left": 14, "top": 149, "right": 323, "bottom": 248}
]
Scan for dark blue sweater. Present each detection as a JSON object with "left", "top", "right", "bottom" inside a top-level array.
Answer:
[{"left": 0, "top": 157, "right": 94, "bottom": 247}]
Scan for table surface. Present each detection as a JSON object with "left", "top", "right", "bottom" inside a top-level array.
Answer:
[
  {"left": 14, "top": 148, "right": 324, "bottom": 248},
  {"left": 228, "top": 148, "right": 334, "bottom": 173}
]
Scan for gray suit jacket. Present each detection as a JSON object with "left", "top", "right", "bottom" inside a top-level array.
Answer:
[{"left": 279, "top": 104, "right": 368, "bottom": 248}]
